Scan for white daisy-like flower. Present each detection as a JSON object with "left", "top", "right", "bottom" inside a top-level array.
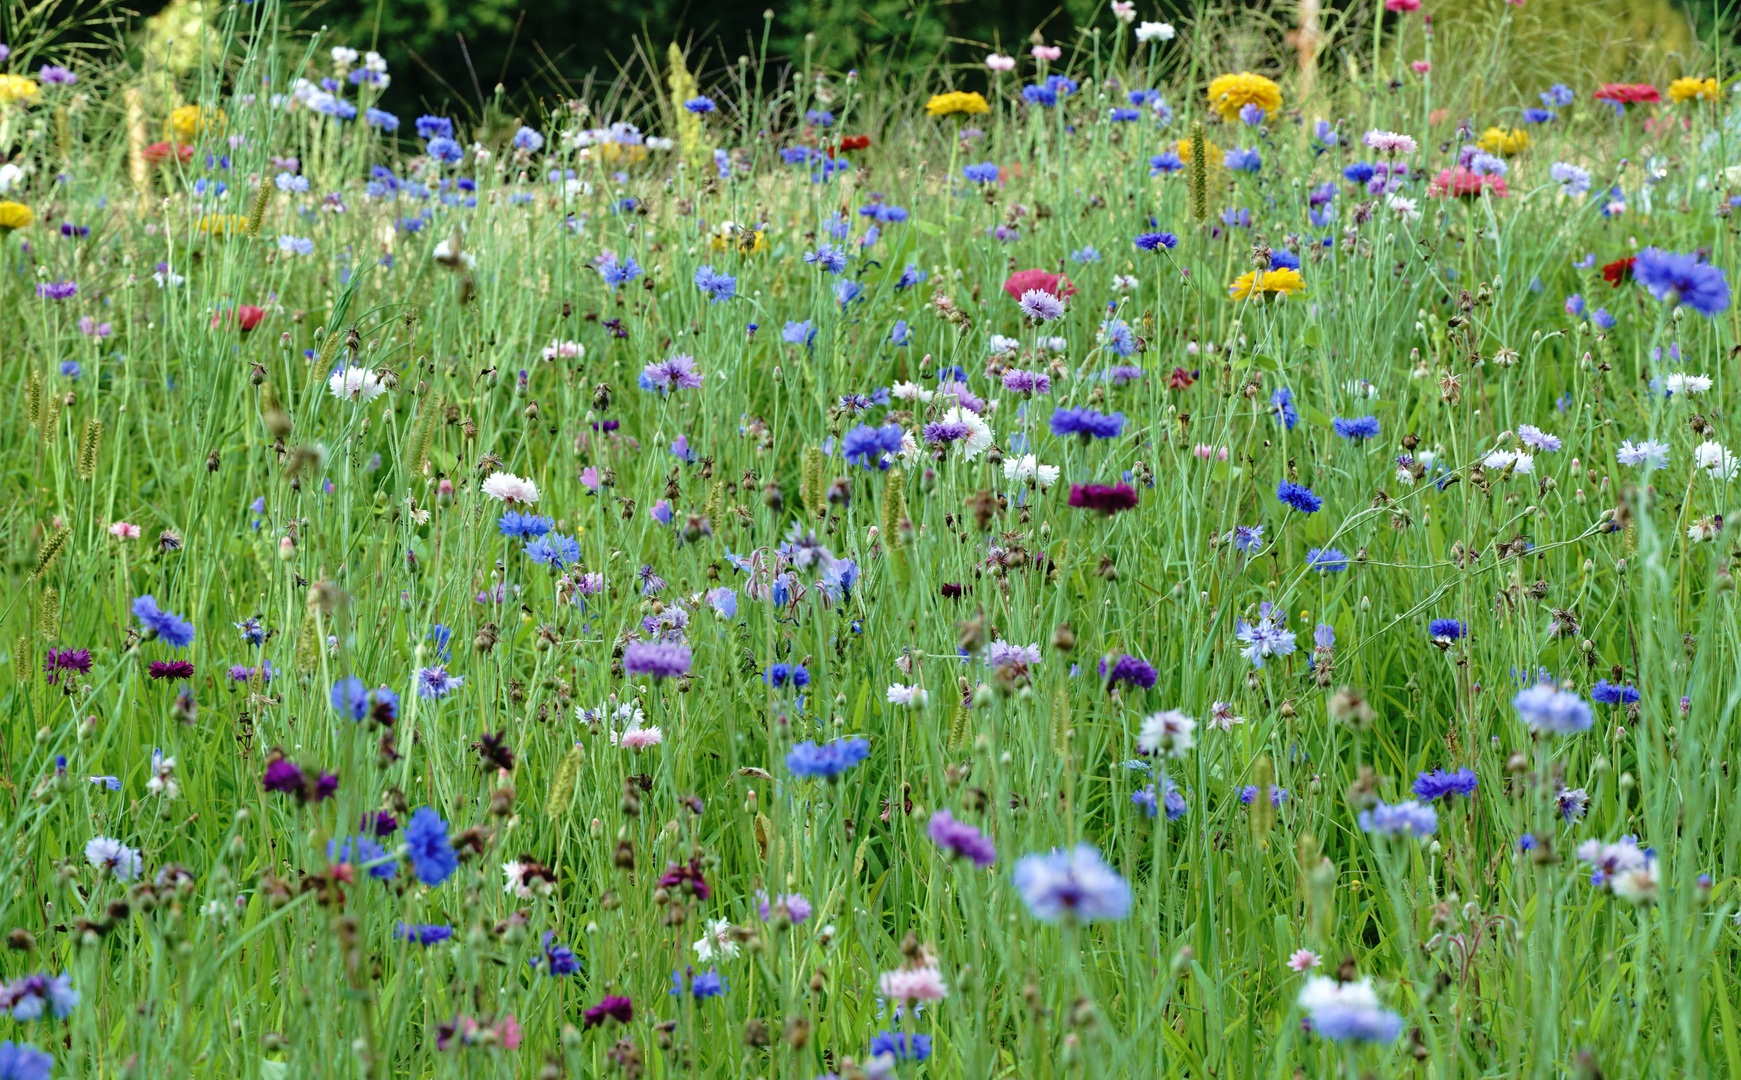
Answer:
[
  {"left": 890, "top": 381, "right": 935, "bottom": 403},
  {"left": 1137, "top": 709, "right": 1197, "bottom": 757},
  {"left": 1666, "top": 372, "right": 1713, "bottom": 395},
  {"left": 503, "top": 861, "right": 532, "bottom": 898},
  {"left": 481, "top": 471, "right": 540, "bottom": 505},
  {"left": 327, "top": 366, "right": 385, "bottom": 402},
  {"left": 1135, "top": 21, "right": 1175, "bottom": 42},
  {"left": 692, "top": 917, "right": 740, "bottom": 962},
  {"left": 1483, "top": 449, "right": 1534, "bottom": 476},
  {"left": 1386, "top": 194, "right": 1421, "bottom": 221},
  {"left": 886, "top": 684, "right": 929, "bottom": 707},
  {"left": 1002, "top": 454, "right": 1060, "bottom": 488},
  {"left": 1695, "top": 440, "right": 1738, "bottom": 480},
  {"left": 944, "top": 407, "right": 994, "bottom": 459}
]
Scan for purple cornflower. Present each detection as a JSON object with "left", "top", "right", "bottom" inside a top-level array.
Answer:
[
  {"left": 147, "top": 660, "right": 195, "bottom": 680},
  {"left": 1068, "top": 483, "right": 1139, "bottom": 514},
  {"left": 1002, "top": 369, "right": 1051, "bottom": 394},
  {"left": 1098, "top": 653, "right": 1157, "bottom": 691},
  {"left": 42, "top": 648, "right": 92, "bottom": 685},
  {"left": 533, "top": 932, "right": 582, "bottom": 977},
  {"left": 1019, "top": 289, "right": 1065, "bottom": 321},
  {"left": 0, "top": 973, "right": 79, "bottom": 1021},
  {"left": 1133, "top": 775, "right": 1188, "bottom": 820},
  {"left": 623, "top": 641, "right": 692, "bottom": 679},
  {"left": 1049, "top": 407, "right": 1125, "bottom": 440},
  {"left": 640, "top": 353, "right": 704, "bottom": 393},
  {"left": 36, "top": 282, "right": 76, "bottom": 300},
  {"left": 1238, "top": 784, "right": 1287, "bottom": 808},
  {"left": 927, "top": 810, "right": 996, "bottom": 867},
  {"left": 1412, "top": 768, "right": 1478, "bottom": 802},
  {"left": 1276, "top": 481, "right": 1322, "bottom": 514},
  {"left": 755, "top": 891, "right": 814, "bottom": 922},
  {"left": 415, "top": 666, "right": 464, "bottom": 699},
  {"left": 1357, "top": 799, "right": 1438, "bottom": 838},
  {"left": 582, "top": 995, "right": 633, "bottom": 1027},
  {"left": 1011, "top": 844, "right": 1131, "bottom": 923}
]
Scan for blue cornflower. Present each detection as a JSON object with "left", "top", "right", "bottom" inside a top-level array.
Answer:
[
  {"left": 329, "top": 835, "right": 396, "bottom": 879},
  {"left": 1591, "top": 679, "right": 1640, "bottom": 705},
  {"left": 1428, "top": 619, "right": 1465, "bottom": 640},
  {"left": 1150, "top": 150, "right": 1184, "bottom": 175},
  {"left": 962, "top": 162, "right": 1000, "bottom": 184},
  {"left": 0, "top": 1041, "right": 54, "bottom": 1080},
  {"left": 1011, "top": 844, "right": 1131, "bottom": 922},
  {"left": 1269, "top": 249, "right": 1302, "bottom": 271},
  {"left": 1134, "top": 231, "right": 1178, "bottom": 251},
  {"left": 804, "top": 243, "right": 848, "bottom": 274},
  {"left": 1049, "top": 407, "right": 1125, "bottom": 440},
  {"left": 693, "top": 264, "right": 737, "bottom": 303},
  {"left": 365, "top": 108, "right": 399, "bottom": 131},
  {"left": 671, "top": 967, "right": 728, "bottom": 998},
  {"left": 834, "top": 279, "right": 864, "bottom": 307},
  {"left": 1358, "top": 800, "right": 1438, "bottom": 838},
  {"left": 684, "top": 96, "right": 716, "bottom": 113},
  {"left": 414, "top": 115, "right": 453, "bottom": 140},
  {"left": 1071, "top": 245, "right": 1101, "bottom": 263},
  {"left": 1108, "top": 107, "right": 1142, "bottom": 121},
  {"left": 1133, "top": 775, "right": 1188, "bottom": 820},
  {"left": 1276, "top": 481, "right": 1322, "bottom": 514},
  {"left": 781, "top": 320, "right": 816, "bottom": 347},
  {"left": 785, "top": 736, "right": 871, "bottom": 780},
  {"left": 526, "top": 533, "right": 582, "bottom": 567},
  {"left": 395, "top": 922, "right": 454, "bottom": 945},
  {"left": 531, "top": 931, "right": 581, "bottom": 976},
  {"left": 843, "top": 423, "right": 904, "bottom": 470},
  {"left": 331, "top": 677, "right": 368, "bottom": 720},
  {"left": 131, "top": 595, "right": 195, "bottom": 649},
  {"left": 1523, "top": 108, "right": 1556, "bottom": 123},
  {"left": 511, "top": 126, "right": 544, "bottom": 150},
  {"left": 1305, "top": 547, "right": 1347, "bottom": 573},
  {"left": 1541, "top": 83, "right": 1575, "bottom": 108},
  {"left": 1238, "top": 784, "right": 1288, "bottom": 807},
  {"left": 1271, "top": 387, "right": 1299, "bottom": 429},
  {"left": 403, "top": 807, "right": 457, "bottom": 886},
  {"left": 1332, "top": 415, "right": 1380, "bottom": 442},
  {"left": 234, "top": 616, "right": 266, "bottom": 645},
  {"left": 870, "top": 1031, "right": 932, "bottom": 1061},
  {"left": 1513, "top": 681, "right": 1593, "bottom": 734},
  {"left": 1100, "top": 318, "right": 1137, "bottom": 356},
  {"left": 889, "top": 319, "right": 912, "bottom": 346},
  {"left": 1232, "top": 524, "right": 1264, "bottom": 553},
  {"left": 1413, "top": 768, "right": 1478, "bottom": 802},
  {"left": 896, "top": 263, "right": 928, "bottom": 290},
  {"left": 425, "top": 137, "right": 463, "bottom": 165},
  {"left": 597, "top": 252, "right": 643, "bottom": 288},
  {"left": 499, "top": 511, "right": 553, "bottom": 538},
  {"left": 764, "top": 662, "right": 811, "bottom": 690},
  {"left": 1343, "top": 162, "right": 1376, "bottom": 184},
  {"left": 1633, "top": 247, "right": 1731, "bottom": 317},
  {"left": 1224, "top": 146, "right": 1262, "bottom": 172}
]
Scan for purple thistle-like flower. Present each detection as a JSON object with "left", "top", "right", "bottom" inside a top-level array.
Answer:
[
  {"left": 623, "top": 641, "right": 692, "bottom": 679},
  {"left": 36, "top": 282, "right": 78, "bottom": 300},
  {"left": 148, "top": 660, "right": 195, "bottom": 680},
  {"left": 1002, "top": 369, "right": 1052, "bottom": 394},
  {"left": 927, "top": 810, "right": 996, "bottom": 867},
  {"left": 42, "top": 648, "right": 93, "bottom": 685},
  {"left": 582, "top": 994, "right": 633, "bottom": 1026}
]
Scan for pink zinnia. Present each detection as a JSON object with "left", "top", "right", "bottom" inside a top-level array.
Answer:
[
  {"left": 1001, "top": 269, "right": 1076, "bottom": 301},
  {"left": 878, "top": 965, "right": 949, "bottom": 1002},
  {"left": 1428, "top": 167, "right": 1510, "bottom": 199}
]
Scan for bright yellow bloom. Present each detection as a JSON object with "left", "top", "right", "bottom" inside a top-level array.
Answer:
[
  {"left": 1669, "top": 76, "right": 1719, "bottom": 103},
  {"left": 1206, "top": 72, "right": 1281, "bottom": 123},
  {"left": 926, "top": 91, "right": 990, "bottom": 119},
  {"left": 0, "top": 201, "right": 34, "bottom": 231},
  {"left": 1476, "top": 127, "right": 1530, "bottom": 156},
  {"left": 595, "top": 141, "right": 648, "bottom": 166},
  {"left": 1229, "top": 267, "right": 1305, "bottom": 301},
  {"left": 169, "top": 104, "right": 223, "bottom": 142},
  {"left": 711, "top": 224, "right": 766, "bottom": 255},
  {"left": 1174, "top": 138, "right": 1225, "bottom": 174},
  {"left": 0, "top": 75, "right": 41, "bottom": 106},
  {"left": 197, "top": 213, "right": 248, "bottom": 236}
]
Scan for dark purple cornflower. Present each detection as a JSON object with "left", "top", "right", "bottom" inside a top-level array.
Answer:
[
  {"left": 1099, "top": 653, "right": 1158, "bottom": 691},
  {"left": 363, "top": 811, "right": 399, "bottom": 837},
  {"left": 623, "top": 641, "right": 692, "bottom": 679},
  {"left": 262, "top": 758, "right": 305, "bottom": 795},
  {"left": 657, "top": 858, "right": 711, "bottom": 900},
  {"left": 1068, "top": 483, "right": 1139, "bottom": 514},
  {"left": 927, "top": 809, "right": 996, "bottom": 867},
  {"left": 42, "top": 648, "right": 92, "bottom": 684},
  {"left": 148, "top": 660, "right": 195, "bottom": 680},
  {"left": 583, "top": 995, "right": 634, "bottom": 1028},
  {"left": 1412, "top": 768, "right": 1478, "bottom": 802}
]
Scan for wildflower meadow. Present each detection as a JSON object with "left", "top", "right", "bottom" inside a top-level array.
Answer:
[{"left": 1, "top": 0, "right": 1740, "bottom": 1076}]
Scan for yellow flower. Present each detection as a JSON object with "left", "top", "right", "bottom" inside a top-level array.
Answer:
[
  {"left": 1229, "top": 267, "right": 1305, "bottom": 301},
  {"left": 925, "top": 91, "right": 990, "bottom": 119},
  {"left": 1669, "top": 76, "right": 1719, "bottom": 104},
  {"left": 1476, "top": 127, "right": 1530, "bottom": 156},
  {"left": 197, "top": 213, "right": 248, "bottom": 236},
  {"left": 169, "top": 104, "right": 224, "bottom": 142},
  {"left": 1206, "top": 72, "right": 1281, "bottom": 123},
  {"left": 711, "top": 223, "right": 766, "bottom": 255},
  {"left": 0, "top": 75, "right": 41, "bottom": 106},
  {"left": 595, "top": 141, "right": 648, "bottom": 166},
  {"left": 0, "top": 201, "right": 34, "bottom": 231}
]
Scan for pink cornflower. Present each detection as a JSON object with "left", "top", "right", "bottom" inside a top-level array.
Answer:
[
  {"left": 481, "top": 471, "right": 540, "bottom": 505},
  {"left": 1288, "top": 949, "right": 1322, "bottom": 972},
  {"left": 616, "top": 726, "right": 664, "bottom": 750},
  {"left": 1411, "top": 60, "right": 1431, "bottom": 74},
  {"left": 1031, "top": 45, "right": 1061, "bottom": 61},
  {"left": 109, "top": 521, "right": 141, "bottom": 540},
  {"left": 1363, "top": 130, "right": 1417, "bottom": 155},
  {"left": 878, "top": 965, "right": 949, "bottom": 1002},
  {"left": 1193, "top": 444, "right": 1228, "bottom": 461},
  {"left": 985, "top": 54, "right": 1016, "bottom": 72},
  {"left": 1384, "top": 0, "right": 1420, "bottom": 9}
]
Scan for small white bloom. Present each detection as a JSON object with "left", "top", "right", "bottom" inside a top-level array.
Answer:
[
  {"left": 1003, "top": 454, "right": 1061, "bottom": 488},
  {"left": 331, "top": 46, "right": 359, "bottom": 68},
  {"left": 327, "top": 366, "right": 386, "bottom": 402},
  {"left": 481, "top": 471, "right": 540, "bottom": 505},
  {"left": 1137, "top": 710, "right": 1196, "bottom": 758},
  {"left": 1696, "top": 440, "right": 1738, "bottom": 480},
  {"left": 1665, "top": 372, "right": 1713, "bottom": 395},
  {"left": 1135, "top": 21, "right": 1175, "bottom": 42},
  {"left": 692, "top": 917, "right": 740, "bottom": 962}
]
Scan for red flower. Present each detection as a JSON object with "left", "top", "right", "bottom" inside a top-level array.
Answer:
[
  {"left": 1427, "top": 167, "right": 1509, "bottom": 199},
  {"left": 211, "top": 304, "right": 266, "bottom": 332},
  {"left": 143, "top": 141, "right": 194, "bottom": 166},
  {"left": 1002, "top": 269, "right": 1076, "bottom": 301},
  {"left": 1594, "top": 83, "right": 1661, "bottom": 104},
  {"left": 1068, "top": 483, "right": 1139, "bottom": 515},
  {"left": 1602, "top": 257, "right": 1636, "bottom": 287},
  {"left": 1168, "top": 367, "right": 1198, "bottom": 390},
  {"left": 839, "top": 135, "right": 871, "bottom": 151}
]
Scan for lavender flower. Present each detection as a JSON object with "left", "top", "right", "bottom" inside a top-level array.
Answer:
[{"left": 1011, "top": 845, "right": 1131, "bottom": 922}]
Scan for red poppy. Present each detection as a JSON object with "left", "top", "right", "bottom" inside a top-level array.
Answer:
[
  {"left": 1594, "top": 83, "right": 1661, "bottom": 104},
  {"left": 1002, "top": 269, "right": 1076, "bottom": 301},
  {"left": 211, "top": 304, "right": 266, "bottom": 332},
  {"left": 839, "top": 135, "right": 871, "bottom": 151},
  {"left": 1601, "top": 257, "right": 1636, "bottom": 287},
  {"left": 143, "top": 141, "right": 194, "bottom": 166}
]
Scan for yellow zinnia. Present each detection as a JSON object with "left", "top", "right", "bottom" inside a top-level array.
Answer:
[
  {"left": 925, "top": 91, "right": 990, "bottom": 119},
  {"left": 0, "top": 75, "right": 41, "bottom": 106},
  {"left": 197, "top": 213, "right": 247, "bottom": 236},
  {"left": 169, "top": 104, "right": 223, "bottom": 142},
  {"left": 1476, "top": 127, "right": 1530, "bottom": 156},
  {"left": 1206, "top": 72, "right": 1281, "bottom": 123},
  {"left": 1229, "top": 267, "right": 1305, "bottom": 302},
  {"left": 1669, "top": 76, "right": 1719, "bottom": 104},
  {"left": 0, "top": 201, "right": 34, "bottom": 231}
]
